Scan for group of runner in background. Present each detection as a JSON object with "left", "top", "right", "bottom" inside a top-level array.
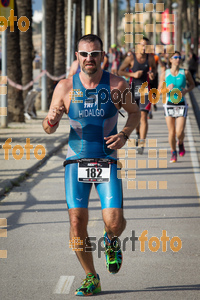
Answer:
[{"left": 68, "top": 38, "right": 196, "bottom": 163}]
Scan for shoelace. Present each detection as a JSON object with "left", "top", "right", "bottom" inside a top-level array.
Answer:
[
  {"left": 105, "top": 248, "right": 116, "bottom": 261},
  {"left": 82, "top": 276, "right": 97, "bottom": 287}
]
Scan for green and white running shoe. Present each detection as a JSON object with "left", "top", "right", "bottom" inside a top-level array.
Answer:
[
  {"left": 104, "top": 230, "right": 122, "bottom": 274},
  {"left": 75, "top": 273, "right": 101, "bottom": 296}
]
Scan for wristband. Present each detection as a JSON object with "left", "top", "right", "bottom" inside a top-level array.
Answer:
[
  {"left": 47, "top": 120, "right": 59, "bottom": 127},
  {"left": 120, "top": 131, "right": 129, "bottom": 141}
]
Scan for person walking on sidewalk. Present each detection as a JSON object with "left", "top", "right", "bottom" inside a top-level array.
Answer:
[
  {"left": 118, "top": 37, "right": 156, "bottom": 154},
  {"left": 158, "top": 51, "right": 195, "bottom": 163},
  {"left": 42, "top": 34, "right": 140, "bottom": 296}
]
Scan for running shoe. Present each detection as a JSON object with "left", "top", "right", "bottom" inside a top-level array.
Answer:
[
  {"left": 178, "top": 142, "right": 185, "bottom": 157},
  {"left": 137, "top": 146, "right": 144, "bottom": 155},
  {"left": 104, "top": 231, "right": 122, "bottom": 274},
  {"left": 153, "top": 104, "right": 157, "bottom": 111},
  {"left": 170, "top": 150, "right": 177, "bottom": 163},
  {"left": 75, "top": 273, "right": 101, "bottom": 296},
  {"left": 148, "top": 111, "right": 153, "bottom": 119}
]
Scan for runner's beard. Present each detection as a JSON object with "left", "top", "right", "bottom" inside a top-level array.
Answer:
[{"left": 82, "top": 61, "right": 98, "bottom": 74}]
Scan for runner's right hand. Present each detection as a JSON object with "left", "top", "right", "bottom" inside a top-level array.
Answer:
[
  {"left": 133, "top": 70, "right": 143, "bottom": 78},
  {"left": 47, "top": 106, "right": 65, "bottom": 125}
]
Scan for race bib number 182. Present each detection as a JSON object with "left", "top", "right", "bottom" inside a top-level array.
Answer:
[{"left": 78, "top": 161, "right": 110, "bottom": 183}]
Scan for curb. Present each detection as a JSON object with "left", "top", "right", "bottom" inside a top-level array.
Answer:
[{"left": 0, "top": 137, "right": 68, "bottom": 199}]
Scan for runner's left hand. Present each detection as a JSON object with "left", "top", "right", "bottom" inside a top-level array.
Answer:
[
  {"left": 148, "top": 71, "right": 154, "bottom": 81},
  {"left": 181, "top": 88, "right": 187, "bottom": 97},
  {"left": 104, "top": 133, "right": 126, "bottom": 150}
]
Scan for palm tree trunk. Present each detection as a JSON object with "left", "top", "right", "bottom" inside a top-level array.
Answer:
[
  {"left": 156, "top": 0, "right": 163, "bottom": 44},
  {"left": 148, "top": 0, "right": 153, "bottom": 44},
  {"left": 64, "top": 0, "right": 68, "bottom": 74},
  {"left": 193, "top": 0, "right": 199, "bottom": 55},
  {"left": 73, "top": 0, "right": 82, "bottom": 58},
  {"left": 46, "top": 0, "right": 56, "bottom": 106},
  {"left": 54, "top": 0, "right": 65, "bottom": 77},
  {"left": 7, "top": 1, "right": 24, "bottom": 122},
  {"left": 176, "top": 0, "right": 183, "bottom": 52},
  {"left": 126, "top": 0, "right": 130, "bottom": 13},
  {"left": 16, "top": 0, "right": 33, "bottom": 102},
  {"left": 113, "top": 0, "right": 118, "bottom": 45},
  {"left": 99, "top": 0, "right": 104, "bottom": 43},
  {"left": 107, "top": 0, "right": 111, "bottom": 49}
]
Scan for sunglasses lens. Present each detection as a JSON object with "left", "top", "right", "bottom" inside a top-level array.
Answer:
[
  {"left": 91, "top": 52, "right": 100, "bottom": 57},
  {"left": 173, "top": 56, "right": 181, "bottom": 59},
  {"left": 79, "top": 52, "right": 88, "bottom": 57}
]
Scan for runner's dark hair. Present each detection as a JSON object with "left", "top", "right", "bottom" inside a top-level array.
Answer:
[
  {"left": 77, "top": 34, "right": 103, "bottom": 51},
  {"left": 142, "top": 37, "right": 149, "bottom": 42}
]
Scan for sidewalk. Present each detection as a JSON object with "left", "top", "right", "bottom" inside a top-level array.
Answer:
[
  {"left": 0, "top": 112, "right": 69, "bottom": 197},
  {"left": 0, "top": 90, "right": 200, "bottom": 198}
]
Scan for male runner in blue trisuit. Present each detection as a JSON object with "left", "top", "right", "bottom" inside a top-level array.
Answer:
[{"left": 43, "top": 34, "right": 140, "bottom": 296}]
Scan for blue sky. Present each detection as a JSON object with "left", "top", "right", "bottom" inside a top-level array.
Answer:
[{"left": 32, "top": 0, "right": 42, "bottom": 12}]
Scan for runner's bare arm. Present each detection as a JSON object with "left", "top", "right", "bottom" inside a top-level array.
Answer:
[
  {"left": 158, "top": 71, "right": 166, "bottom": 91},
  {"left": 68, "top": 60, "right": 79, "bottom": 78},
  {"left": 148, "top": 55, "right": 157, "bottom": 80},
  {"left": 42, "top": 79, "right": 71, "bottom": 134},
  {"left": 102, "top": 54, "right": 108, "bottom": 69},
  {"left": 181, "top": 70, "right": 195, "bottom": 96},
  {"left": 105, "top": 76, "right": 140, "bottom": 150},
  {"left": 118, "top": 56, "right": 143, "bottom": 79}
]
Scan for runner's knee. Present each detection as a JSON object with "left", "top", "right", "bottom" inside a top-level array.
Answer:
[
  {"left": 105, "top": 216, "right": 126, "bottom": 236},
  {"left": 69, "top": 211, "right": 88, "bottom": 234}
]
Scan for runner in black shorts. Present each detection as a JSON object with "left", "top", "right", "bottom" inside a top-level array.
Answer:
[{"left": 118, "top": 37, "right": 156, "bottom": 154}]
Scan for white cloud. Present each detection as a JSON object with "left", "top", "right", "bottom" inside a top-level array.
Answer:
[{"left": 33, "top": 10, "right": 43, "bottom": 24}]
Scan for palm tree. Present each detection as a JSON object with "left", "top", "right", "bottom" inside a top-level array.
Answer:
[
  {"left": 113, "top": 0, "right": 118, "bottom": 45},
  {"left": 148, "top": 0, "right": 153, "bottom": 44},
  {"left": 176, "top": 0, "right": 183, "bottom": 52},
  {"left": 156, "top": 0, "right": 163, "bottom": 45},
  {"left": 193, "top": 0, "right": 199, "bottom": 55},
  {"left": 126, "top": 0, "right": 130, "bottom": 13},
  {"left": 99, "top": 0, "right": 104, "bottom": 43},
  {"left": 46, "top": 0, "right": 56, "bottom": 106},
  {"left": 54, "top": 0, "right": 66, "bottom": 77},
  {"left": 7, "top": 1, "right": 24, "bottom": 122},
  {"left": 16, "top": 0, "right": 33, "bottom": 102},
  {"left": 73, "top": 0, "right": 82, "bottom": 57},
  {"left": 64, "top": 0, "right": 68, "bottom": 73},
  {"left": 107, "top": 0, "right": 111, "bottom": 48}
]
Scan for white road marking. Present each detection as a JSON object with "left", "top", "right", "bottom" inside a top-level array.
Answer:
[
  {"left": 186, "top": 116, "right": 200, "bottom": 198},
  {"left": 54, "top": 275, "right": 75, "bottom": 294}
]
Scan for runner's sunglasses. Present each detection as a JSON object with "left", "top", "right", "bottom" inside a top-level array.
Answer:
[
  {"left": 78, "top": 50, "right": 102, "bottom": 58},
  {"left": 172, "top": 56, "right": 181, "bottom": 59}
]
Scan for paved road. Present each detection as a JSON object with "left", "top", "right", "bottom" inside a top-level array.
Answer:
[{"left": 0, "top": 95, "right": 200, "bottom": 299}]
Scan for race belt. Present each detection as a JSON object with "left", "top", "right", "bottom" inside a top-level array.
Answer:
[
  {"left": 165, "top": 105, "right": 187, "bottom": 118},
  {"left": 63, "top": 158, "right": 117, "bottom": 183}
]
